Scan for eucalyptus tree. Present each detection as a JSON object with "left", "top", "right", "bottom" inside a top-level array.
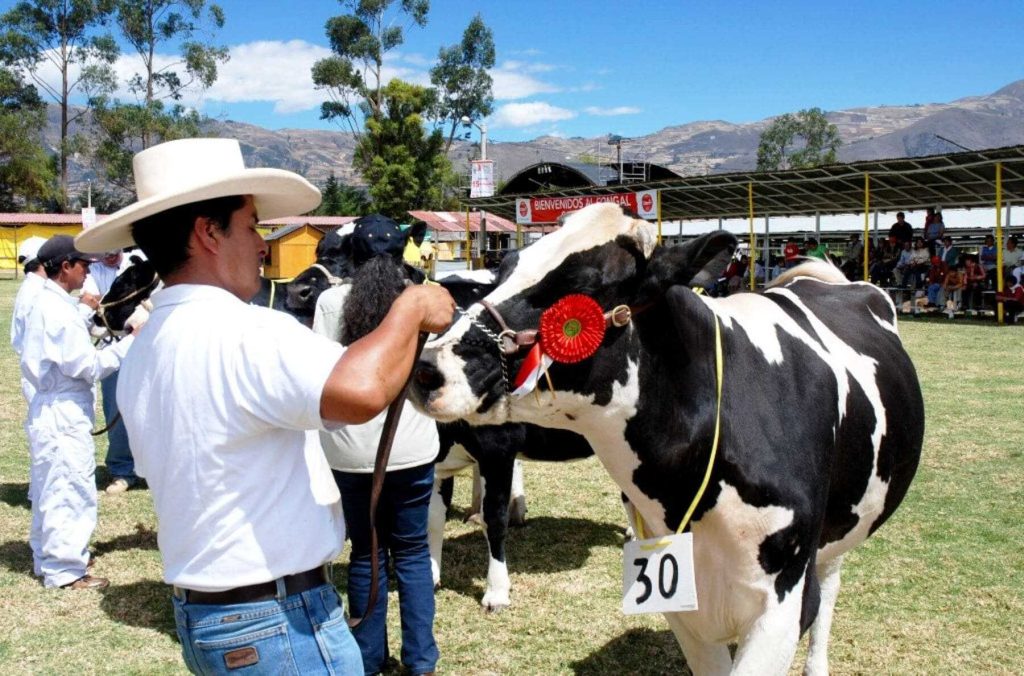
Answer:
[
  {"left": 430, "top": 13, "right": 495, "bottom": 156},
  {"left": 0, "top": 66, "right": 55, "bottom": 210},
  {"left": 0, "top": 0, "right": 117, "bottom": 210},
  {"left": 756, "top": 107, "right": 841, "bottom": 171}
]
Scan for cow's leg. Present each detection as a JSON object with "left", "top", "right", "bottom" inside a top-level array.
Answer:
[
  {"left": 731, "top": 577, "right": 806, "bottom": 676},
  {"left": 621, "top": 493, "right": 636, "bottom": 539},
  {"left": 803, "top": 556, "right": 843, "bottom": 676},
  {"left": 467, "top": 462, "right": 483, "bottom": 521},
  {"left": 476, "top": 457, "right": 515, "bottom": 612},
  {"left": 428, "top": 476, "right": 448, "bottom": 588},
  {"left": 663, "top": 613, "right": 732, "bottom": 676},
  {"left": 507, "top": 458, "right": 527, "bottom": 527}
]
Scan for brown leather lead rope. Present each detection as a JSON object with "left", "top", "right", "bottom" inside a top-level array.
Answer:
[{"left": 348, "top": 331, "right": 429, "bottom": 629}]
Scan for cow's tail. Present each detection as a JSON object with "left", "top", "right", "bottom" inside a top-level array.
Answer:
[{"left": 768, "top": 258, "right": 848, "bottom": 288}]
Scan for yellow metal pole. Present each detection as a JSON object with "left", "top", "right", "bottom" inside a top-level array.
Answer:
[
  {"left": 996, "top": 162, "right": 1004, "bottom": 325},
  {"left": 516, "top": 221, "right": 522, "bottom": 250},
  {"left": 656, "top": 190, "right": 663, "bottom": 246},
  {"left": 863, "top": 173, "right": 870, "bottom": 282},
  {"left": 466, "top": 207, "right": 472, "bottom": 270},
  {"left": 748, "top": 182, "right": 756, "bottom": 290}
]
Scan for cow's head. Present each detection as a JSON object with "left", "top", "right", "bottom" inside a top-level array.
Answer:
[
  {"left": 94, "top": 255, "right": 160, "bottom": 335},
  {"left": 412, "top": 203, "right": 735, "bottom": 426}
]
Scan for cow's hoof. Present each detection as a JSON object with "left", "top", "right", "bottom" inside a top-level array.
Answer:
[
  {"left": 508, "top": 496, "right": 528, "bottom": 527},
  {"left": 464, "top": 512, "right": 485, "bottom": 527},
  {"left": 481, "top": 592, "right": 511, "bottom": 613}
]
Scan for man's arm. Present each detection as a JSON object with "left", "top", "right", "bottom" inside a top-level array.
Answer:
[{"left": 319, "top": 284, "right": 454, "bottom": 424}]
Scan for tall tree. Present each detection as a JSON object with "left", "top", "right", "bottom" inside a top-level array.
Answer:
[
  {"left": 92, "top": 0, "right": 227, "bottom": 188},
  {"left": 0, "top": 0, "right": 117, "bottom": 210},
  {"left": 315, "top": 172, "right": 370, "bottom": 215},
  {"left": 756, "top": 107, "right": 841, "bottom": 171},
  {"left": 0, "top": 66, "right": 55, "bottom": 209},
  {"left": 430, "top": 13, "right": 495, "bottom": 156},
  {"left": 353, "top": 78, "right": 448, "bottom": 218},
  {"left": 311, "top": 0, "right": 429, "bottom": 137}
]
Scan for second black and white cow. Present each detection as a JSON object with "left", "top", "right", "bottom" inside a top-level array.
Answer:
[{"left": 412, "top": 203, "right": 923, "bottom": 675}]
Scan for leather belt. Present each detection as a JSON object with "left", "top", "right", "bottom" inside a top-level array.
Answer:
[{"left": 173, "top": 565, "right": 330, "bottom": 605}]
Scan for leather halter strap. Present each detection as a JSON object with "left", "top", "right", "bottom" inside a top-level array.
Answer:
[{"left": 477, "top": 298, "right": 648, "bottom": 357}]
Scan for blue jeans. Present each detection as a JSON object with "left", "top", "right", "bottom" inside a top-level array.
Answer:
[
  {"left": 101, "top": 371, "right": 136, "bottom": 481},
  {"left": 335, "top": 465, "right": 438, "bottom": 675},
  {"left": 172, "top": 583, "right": 362, "bottom": 675}
]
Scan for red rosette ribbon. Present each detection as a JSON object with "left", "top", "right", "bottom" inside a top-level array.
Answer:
[{"left": 538, "top": 294, "right": 606, "bottom": 363}]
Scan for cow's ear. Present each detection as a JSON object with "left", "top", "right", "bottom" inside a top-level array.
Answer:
[
  {"left": 130, "top": 254, "right": 144, "bottom": 265},
  {"left": 664, "top": 285, "right": 717, "bottom": 356},
  {"left": 409, "top": 221, "right": 427, "bottom": 242},
  {"left": 644, "top": 231, "right": 737, "bottom": 292}
]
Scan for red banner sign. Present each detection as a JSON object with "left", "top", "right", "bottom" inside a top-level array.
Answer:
[{"left": 515, "top": 190, "right": 658, "bottom": 224}]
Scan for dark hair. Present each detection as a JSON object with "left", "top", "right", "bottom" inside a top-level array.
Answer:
[
  {"left": 23, "top": 258, "right": 41, "bottom": 275},
  {"left": 131, "top": 196, "right": 246, "bottom": 277}
]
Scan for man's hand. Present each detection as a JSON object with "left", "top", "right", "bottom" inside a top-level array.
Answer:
[
  {"left": 79, "top": 293, "right": 100, "bottom": 310},
  {"left": 395, "top": 284, "right": 456, "bottom": 334}
]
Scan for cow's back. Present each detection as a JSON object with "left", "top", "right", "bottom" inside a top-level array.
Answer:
[{"left": 762, "top": 278, "right": 923, "bottom": 558}]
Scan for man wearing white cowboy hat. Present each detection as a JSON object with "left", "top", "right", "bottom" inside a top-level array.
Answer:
[
  {"left": 20, "top": 235, "right": 142, "bottom": 591},
  {"left": 76, "top": 137, "right": 455, "bottom": 675}
]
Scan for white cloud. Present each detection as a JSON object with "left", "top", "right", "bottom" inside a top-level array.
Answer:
[
  {"left": 584, "top": 105, "right": 642, "bottom": 116},
  {"left": 200, "top": 40, "right": 331, "bottom": 113},
  {"left": 490, "top": 102, "right": 576, "bottom": 128},
  {"left": 491, "top": 62, "right": 560, "bottom": 100},
  {"left": 502, "top": 59, "right": 557, "bottom": 74}
]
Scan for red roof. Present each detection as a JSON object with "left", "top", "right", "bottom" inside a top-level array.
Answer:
[
  {"left": 407, "top": 210, "right": 517, "bottom": 233},
  {"left": 259, "top": 216, "right": 358, "bottom": 227},
  {"left": 0, "top": 213, "right": 104, "bottom": 225}
]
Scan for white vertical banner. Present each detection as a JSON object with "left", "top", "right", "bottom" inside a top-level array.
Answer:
[
  {"left": 515, "top": 198, "right": 533, "bottom": 224},
  {"left": 635, "top": 189, "right": 658, "bottom": 220},
  {"left": 470, "top": 160, "right": 495, "bottom": 198},
  {"left": 81, "top": 207, "right": 97, "bottom": 229}
]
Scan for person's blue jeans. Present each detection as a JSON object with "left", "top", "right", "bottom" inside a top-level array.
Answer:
[
  {"left": 100, "top": 371, "right": 136, "bottom": 481},
  {"left": 172, "top": 583, "right": 362, "bottom": 675},
  {"left": 335, "top": 464, "right": 438, "bottom": 676}
]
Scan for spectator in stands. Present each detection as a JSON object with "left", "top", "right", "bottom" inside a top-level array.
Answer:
[
  {"left": 840, "top": 233, "right": 864, "bottom": 280},
  {"left": 995, "top": 272, "right": 1024, "bottom": 322},
  {"left": 870, "top": 238, "right": 898, "bottom": 286},
  {"left": 909, "top": 237, "right": 931, "bottom": 288},
  {"left": 938, "top": 236, "right": 959, "bottom": 267},
  {"left": 962, "top": 255, "right": 986, "bottom": 312},
  {"left": 783, "top": 237, "right": 801, "bottom": 268},
  {"left": 925, "top": 256, "right": 948, "bottom": 307},
  {"left": 1003, "top": 235, "right": 1022, "bottom": 278},
  {"left": 979, "top": 234, "right": 998, "bottom": 288},
  {"left": 888, "top": 211, "right": 913, "bottom": 246},
  {"left": 924, "top": 209, "right": 945, "bottom": 255},
  {"left": 805, "top": 237, "right": 829, "bottom": 261},
  {"left": 894, "top": 240, "right": 914, "bottom": 287},
  {"left": 942, "top": 263, "right": 965, "bottom": 318}
]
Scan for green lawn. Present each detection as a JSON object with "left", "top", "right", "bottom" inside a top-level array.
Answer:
[{"left": 0, "top": 278, "right": 1021, "bottom": 674}]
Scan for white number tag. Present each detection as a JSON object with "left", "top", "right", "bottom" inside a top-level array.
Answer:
[{"left": 622, "top": 532, "right": 698, "bottom": 615}]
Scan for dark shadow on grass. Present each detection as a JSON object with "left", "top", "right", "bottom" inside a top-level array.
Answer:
[
  {"left": 570, "top": 627, "right": 689, "bottom": 675},
  {"left": 99, "top": 579, "right": 178, "bottom": 638},
  {"left": 436, "top": 515, "right": 625, "bottom": 603},
  {"left": 92, "top": 523, "right": 159, "bottom": 556},
  {"left": 0, "top": 482, "right": 30, "bottom": 510},
  {"left": 0, "top": 539, "right": 35, "bottom": 577}
]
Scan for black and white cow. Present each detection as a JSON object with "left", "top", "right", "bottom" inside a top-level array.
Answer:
[{"left": 412, "top": 203, "right": 924, "bottom": 675}]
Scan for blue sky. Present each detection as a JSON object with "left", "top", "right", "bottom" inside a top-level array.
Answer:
[{"left": 12, "top": 0, "right": 1024, "bottom": 143}]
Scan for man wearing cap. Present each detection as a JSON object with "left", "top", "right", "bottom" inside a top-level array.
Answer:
[
  {"left": 20, "top": 235, "right": 142, "bottom": 590},
  {"left": 82, "top": 249, "right": 141, "bottom": 494},
  {"left": 76, "top": 138, "right": 454, "bottom": 674}
]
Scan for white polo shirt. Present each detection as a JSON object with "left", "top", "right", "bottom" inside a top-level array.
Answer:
[{"left": 117, "top": 284, "right": 346, "bottom": 591}]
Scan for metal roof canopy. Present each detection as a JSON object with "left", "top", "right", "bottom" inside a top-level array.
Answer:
[{"left": 467, "top": 145, "right": 1024, "bottom": 223}]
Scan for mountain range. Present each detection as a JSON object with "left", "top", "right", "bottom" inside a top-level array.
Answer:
[{"left": 48, "top": 79, "right": 1024, "bottom": 199}]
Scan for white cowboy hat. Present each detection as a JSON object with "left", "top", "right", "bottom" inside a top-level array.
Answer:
[{"left": 76, "top": 138, "right": 321, "bottom": 253}]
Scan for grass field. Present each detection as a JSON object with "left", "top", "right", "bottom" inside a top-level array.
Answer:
[{"left": 0, "top": 277, "right": 1021, "bottom": 675}]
